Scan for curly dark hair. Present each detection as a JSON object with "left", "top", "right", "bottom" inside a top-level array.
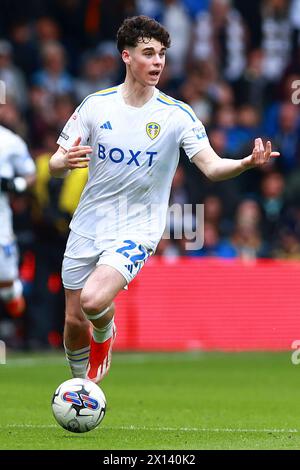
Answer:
[{"left": 116, "top": 15, "right": 171, "bottom": 53}]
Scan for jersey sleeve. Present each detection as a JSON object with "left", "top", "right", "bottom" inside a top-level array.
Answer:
[
  {"left": 176, "top": 107, "right": 210, "bottom": 160},
  {"left": 12, "top": 137, "right": 36, "bottom": 176},
  {"left": 56, "top": 96, "right": 91, "bottom": 150}
]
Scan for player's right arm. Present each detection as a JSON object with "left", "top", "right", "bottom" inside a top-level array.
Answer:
[
  {"left": 50, "top": 94, "right": 93, "bottom": 178},
  {"left": 49, "top": 137, "right": 92, "bottom": 178}
]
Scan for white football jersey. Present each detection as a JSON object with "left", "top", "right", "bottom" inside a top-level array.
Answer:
[
  {"left": 0, "top": 125, "right": 36, "bottom": 244},
  {"left": 57, "top": 84, "right": 210, "bottom": 250}
]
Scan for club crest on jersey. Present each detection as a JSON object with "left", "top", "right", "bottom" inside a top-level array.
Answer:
[{"left": 146, "top": 122, "right": 160, "bottom": 140}]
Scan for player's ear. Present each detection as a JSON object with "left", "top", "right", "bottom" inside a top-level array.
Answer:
[{"left": 122, "top": 49, "right": 131, "bottom": 65}]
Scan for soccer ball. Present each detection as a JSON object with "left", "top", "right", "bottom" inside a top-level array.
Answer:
[{"left": 51, "top": 378, "right": 106, "bottom": 433}]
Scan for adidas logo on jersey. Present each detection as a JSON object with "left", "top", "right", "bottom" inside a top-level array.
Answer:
[{"left": 100, "top": 121, "right": 112, "bottom": 130}]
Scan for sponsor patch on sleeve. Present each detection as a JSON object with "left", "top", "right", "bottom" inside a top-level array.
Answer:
[
  {"left": 193, "top": 126, "right": 207, "bottom": 140},
  {"left": 60, "top": 131, "right": 69, "bottom": 141}
]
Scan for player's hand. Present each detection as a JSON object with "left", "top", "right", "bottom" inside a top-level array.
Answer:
[
  {"left": 242, "top": 138, "right": 280, "bottom": 169},
  {"left": 63, "top": 137, "right": 92, "bottom": 169}
]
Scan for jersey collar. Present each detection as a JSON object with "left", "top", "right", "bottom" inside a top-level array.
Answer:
[{"left": 116, "top": 84, "right": 159, "bottom": 109}]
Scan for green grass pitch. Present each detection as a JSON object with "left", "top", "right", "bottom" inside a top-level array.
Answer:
[{"left": 0, "top": 351, "right": 299, "bottom": 450}]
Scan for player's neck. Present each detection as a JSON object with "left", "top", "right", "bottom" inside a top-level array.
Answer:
[{"left": 121, "top": 79, "right": 155, "bottom": 108}]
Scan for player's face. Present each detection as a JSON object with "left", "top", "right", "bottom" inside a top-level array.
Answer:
[{"left": 126, "top": 38, "right": 166, "bottom": 86}]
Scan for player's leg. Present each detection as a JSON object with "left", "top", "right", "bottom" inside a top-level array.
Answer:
[
  {"left": 0, "top": 279, "right": 25, "bottom": 317},
  {"left": 63, "top": 288, "right": 92, "bottom": 379},
  {"left": 80, "top": 265, "right": 127, "bottom": 383},
  {"left": 61, "top": 230, "right": 101, "bottom": 379},
  {"left": 0, "top": 243, "right": 25, "bottom": 317}
]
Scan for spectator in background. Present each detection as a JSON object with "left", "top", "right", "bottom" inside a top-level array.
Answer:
[
  {"left": 233, "top": 0, "right": 262, "bottom": 48},
  {"left": 169, "top": 165, "right": 191, "bottom": 207},
  {"left": 166, "top": 165, "right": 195, "bottom": 254},
  {"left": 155, "top": 61, "right": 178, "bottom": 96},
  {"left": 52, "top": 94, "right": 77, "bottom": 135},
  {"left": 207, "top": 76, "right": 235, "bottom": 109},
  {"left": 183, "top": 126, "right": 240, "bottom": 218},
  {"left": 26, "top": 84, "right": 55, "bottom": 150},
  {"left": 230, "top": 198, "right": 270, "bottom": 259},
  {"left": 207, "top": 127, "right": 230, "bottom": 160},
  {"left": 234, "top": 49, "right": 268, "bottom": 109},
  {"left": 0, "top": 39, "right": 28, "bottom": 110},
  {"left": 214, "top": 104, "right": 237, "bottom": 147},
  {"left": 214, "top": 103, "right": 254, "bottom": 157},
  {"left": 203, "top": 194, "right": 232, "bottom": 237},
  {"left": 95, "top": 41, "right": 120, "bottom": 82},
  {"left": 179, "top": 59, "right": 235, "bottom": 126},
  {"left": 284, "top": 171, "right": 300, "bottom": 209},
  {"left": 45, "top": 0, "right": 93, "bottom": 50},
  {"left": 213, "top": 103, "right": 265, "bottom": 201},
  {"left": 182, "top": 0, "right": 209, "bottom": 17},
  {"left": 98, "top": 0, "right": 138, "bottom": 43},
  {"left": 203, "top": 194, "right": 222, "bottom": 226},
  {"left": 290, "top": 0, "right": 300, "bottom": 50},
  {"left": 191, "top": 0, "right": 247, "bottom": 83},
  {"left": 0, "top": 99, "right": 27, "bottom": 138},
  {"left": 26, "top": 90, "right": 76, "bottom": 151},
  {"left": 224, "top": 104, "right": 262, "bottom": 158},
  {"left": 34, "top": 15, "right": 79, "bottom": 74},
  {"left": 0, "top": 0, "right": 47, "bottom": 37},
  {"left": 161, "top": 0, "right": 191, "bottom": 82},
  {"left": 75, "top": 42, "right": 120, "bottom": 106},
  {"left": 179, "top": 67, "right": 213, "bottom": 125},
  {"left": 32, "top": 41, "right": 74, "bottom": 95},
  {"left": 136, "top": 0, "right": 163, "bottom": 20},
  {"left": 9, "top": 20, "right": 40, "bottom": 81},
  {"left": 260, "top": 170, "right": 287, "bottom": 246},
  {"left": 273, "top": 227, "right": 300, "bottom": 259},
  {"left": 187, "top": 221, "right": 236, "bottom": 258},
  {"left": 262, "top": 69, "right": 300, "bottom": 139},
  {"left": 260, "top": 0, "right": 293, "bottom": 83},
  {"left": 75, "top": 53, "right": 108, "bottom": 102},
  {"left": 35, "top": 16, "right": 61, "bottom": 45},
  {"left": 156, "top": 237, "right": 183, "bottom": 258},
  {"left": 272, "top": 102, "right": 300, "bottom": 173}
]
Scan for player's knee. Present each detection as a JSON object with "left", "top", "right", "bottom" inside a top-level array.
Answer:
[
  {"left": 65, "top": 311, "right": 90, "bottom": 332},
  {"left": 80, "top": 289, "right": 111, "bottom": 316}
]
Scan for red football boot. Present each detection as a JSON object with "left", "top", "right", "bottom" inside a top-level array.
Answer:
[{"left": 86, "top": 324, "right": 117, "bottom": 383}]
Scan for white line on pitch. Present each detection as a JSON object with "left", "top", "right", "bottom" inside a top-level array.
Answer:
[
  {"left": 3, "top": 353, "right": 204, "bottom": 367},
  {"left": 3, "top": 424, "right": 299, "bottom": 433}
]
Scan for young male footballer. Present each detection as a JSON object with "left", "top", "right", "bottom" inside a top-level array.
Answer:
[{"left": 49, "top": 16, "right": 279, "bottom": 383}]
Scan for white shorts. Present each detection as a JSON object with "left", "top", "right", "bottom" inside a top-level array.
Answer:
[
  {"left": 0, "top": 242, "right": 19, "bottom": 282},
  {"left": 62, "top": 231, "right": 153, "bottom": 290}
]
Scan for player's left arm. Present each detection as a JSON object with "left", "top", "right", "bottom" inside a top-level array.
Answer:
[{"left": 191, "top": 138, "right": 280, "bottom": 182}]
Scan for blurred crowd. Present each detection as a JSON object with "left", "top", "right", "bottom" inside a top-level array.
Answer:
[{"left": 0, "top": 0, "right": 300, "bottom": 347}]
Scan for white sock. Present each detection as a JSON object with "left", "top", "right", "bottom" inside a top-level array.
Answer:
[
  {"left": 92, "top": 319, "right": 114, "bottom": 343},
  {"left": 64, "top": 344, "right": 90, "bottom": 378}
]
